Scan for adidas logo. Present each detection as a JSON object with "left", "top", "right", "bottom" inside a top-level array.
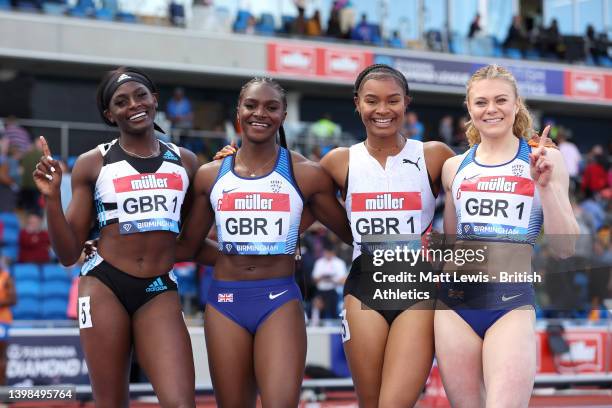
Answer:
[
  {"left": 163, "top": 150, "right": 177, "bottom": 161},
  {"left": 117, "top": 73, "right": 132, "bottom": 83},
  {"left": 145, "top": 277, "right": 168, "bottom": 293}
]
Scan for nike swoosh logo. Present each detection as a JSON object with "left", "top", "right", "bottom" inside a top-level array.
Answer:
[
  {"left": 501, "top": 293, "right": 523, "bottom": 302},
  {"left": 269, "top": 290, "right": 288, "bottom": 300},
  {"left": 222, "top": 187, "right": 239, "bottom": 194},
  {"left": 463, "top": 174, "right": 481, "bottom": 181}
]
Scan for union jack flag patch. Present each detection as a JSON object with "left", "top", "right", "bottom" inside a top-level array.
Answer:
[{"left": 218, "top": 293, "right": 234, "bottom": 303}]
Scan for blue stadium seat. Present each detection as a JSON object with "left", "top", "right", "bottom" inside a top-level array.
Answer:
[
  {"left": 0, "top": 212, "right": 20, "bottom": 231},
  {"left": 13, "top": 298, "right": 41, "bottom": 320},
  {"left": 0, "top": 0, "right": 10, "bottom": 10},
  {"left": 16, "top": 280, "right": 41, "bottom": 298},
  {"left": 280, "top": 15, "right": 295, "bottom": 33},
  {"left": 42, "top": 2, "right": 68, "bottom": 16},
  {"left": 525, "top": 49, "right": 541, "bottom": 60},
  {"left": 16, "top": 1, "right": 40, "bottom": 12},
  {"left": 505, "top": 48, "right": 522, "bottom": 59},
  {"left": 94, "top": 8, "right": 113, "bottom": 20},
  {"left": 41, "top": 298, "right": 68, "bottom": 319},
  {"left": 256, "top": 13, "right": 275, "bottom": 35},
  {"left": 13, "top": 263, "right": 40, "bottom": 281},
  {"left": 42, "top": 263, "right": 71, "bottom": 282},
  {"left": 42, "top": 281, "right": 71, "bottom": 298},
  {"left": 116, "top": 11, "right": 137, "bottom": 23},
  {"left": 1, "top": 245, "right": 18, "bottom": 262},
  {"left": 233, "top": 9, "right": 251, "bottom": 32}
]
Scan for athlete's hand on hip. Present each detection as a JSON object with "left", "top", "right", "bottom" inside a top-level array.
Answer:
[
  {"left": 529, "top": 125, "right": 553, "bottom": 188},
  {"left": 213, "top": 141, "right": 237, "bottom": 160},
  {"left": 32, "top": 136, "right": 62, "bottom": 198}
]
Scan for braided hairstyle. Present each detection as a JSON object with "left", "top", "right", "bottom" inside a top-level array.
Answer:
[
  {"left": 238, "top": 77, "right": 288, "bottom": 148},
  {"left": 354, "top": 63, "right": 410, "bottom": 99}
]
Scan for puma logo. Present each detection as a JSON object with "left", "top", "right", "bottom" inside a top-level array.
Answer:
[{"left": 402, "top": 157, "right": 421, "bottom": 170}]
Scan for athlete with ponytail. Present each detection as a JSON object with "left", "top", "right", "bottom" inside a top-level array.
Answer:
[
  {"left": 176, "top": 77, "right": 352, "bottom": 407},
  {"left": 435, "top": 64, "right": 578, "bottom": 407},
  {"left": 320, "top": 64, "right": 455, "bottom": 407}
]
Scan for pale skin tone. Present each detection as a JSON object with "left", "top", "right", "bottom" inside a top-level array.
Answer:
[
  {"left": 33, "top": 79, "right": 199, "bottom": 408},
  {"left": 176, "top": 81, "right": 352, "bottom": 408},
  {"left": 435, "top": 77, "right": 579, "bottom": 408},
  {"left": 320, "top": 76, "right": 454, "bottom": 408}
]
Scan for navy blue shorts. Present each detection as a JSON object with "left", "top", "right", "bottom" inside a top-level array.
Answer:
[
  {"left": 438, "top": 282, "right": 535, "bottom": 338},
  {"left": 207, "top": 276, "right": 302, "bottom": 334}
]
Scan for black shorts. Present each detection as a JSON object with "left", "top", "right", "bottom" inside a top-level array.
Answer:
[
  {"left": 81, "top": 253, "right": 178, "bottom": 316},
  {"left": 343, "top": 255, "right": 436, "bottom": 326}
]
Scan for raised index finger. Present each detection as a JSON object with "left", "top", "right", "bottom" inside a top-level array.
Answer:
[
  {"left": 538, "top": 125, "right": 551, "bottom": 149},
  {"left": 39, "top": 136, "right": 52, "bottom": 158}
]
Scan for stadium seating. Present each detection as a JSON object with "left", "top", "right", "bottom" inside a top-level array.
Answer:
[
  {"left": 13, "top": 263, "right": 40, "bottom": 281},
  {"left": 12, "top": 298, "right": 40, "bottom": 320},
  {"left": 16, "top": 279, "right": 42, "bottom": 298},
  {"left": 233, "top": 9, "right": 251, "bottom": 33},
  {"left": 42, "top": 280, "right": 71, "bottom": 298},
  {"left": 256, "top": 12, "right": 275, "bottom": 35},
  {"left": 42, "top": 263, "right": 71, "bottom": 282},
  {"left": 0, "top": 0, "right": 10, "bottom": 10},
  {"left": 41, "top": 298, "right": 68, "bottom": 319}
]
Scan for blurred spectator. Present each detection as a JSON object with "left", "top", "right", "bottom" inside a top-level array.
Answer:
[
  {"left": 18, "top": 137, "right": 43, "bottom": 213},
  {"left": 18, "top": 213, "right": 50, "bottom": 264},
  {"left": 584, "top": 24, "right": 606, "bottom": 64},
  {"left": 308, "top": 113, "right": 341, "bottom": 147},
  {"left": 167, "top": 87, "right": 194, "bottom": 131},
  {"left": 580, "top": 191, "right": 606, "bottom": 232},
  {"left": 0, "top": 140, "right": 21, "bottom": 213},
  {"left": 539, "top": 18, "right": 565, "bottom": 59},
  {"left": 0, "top": 262, "right": 15, "bottom": 385},
  {"left": 351, "top": 14, "right": 376, "bottom": 43},
  {"left": 403, "top": 111, "right": 424, "bottom": 141},
  {"left": 503, "top": 15, "right": 528, "bottom": 54},
  {"left": 169, "top": 1, "right": 186, "bottom": 27},
  {"left": 556, "top": 127, "right": 581, "bottom": 191},
  {"left": 581, "top": 145, "right": 608, "bottom": 195},
  {"left": 2, "top": 116, "right": 31, "bottom": 155},
  {"left": 338, "top": 1, "right": 355, "bottom": 36},
  {"left": 438, "top": 115, "right": 453, "bottom": 145},
  {"left": 311, "top": 240, "right": 347, "bottom": 321},
  {"left": 326, "top": 7, "right": 343, "bottom": 38},
  {"left": 291, "top": 7, "right": 307, "bottom": 35},
  {"left": 453, "top": 116, "right": 469, "bottom": 148},
  {"left": 306, "top": 10, "right": 322, "bottom": 37},
  {"left": 388, "top": 30, "right": 403, "bottom": 48},
  {"left": 468, "top": 14, "right": 481, "bottom": 39},
  {"left": 245, "top": 15, "right": 257, "bottom": 35}
]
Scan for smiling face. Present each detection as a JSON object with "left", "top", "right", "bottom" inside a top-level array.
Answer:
[
  {"left": 467, "top": 78, "right": 518, "bottom": 140},
  {"left": 105, "top": 81, "right": 157, "bottom": 135},
  {"left": 355, "top": 77, "right": 408, "bottom": 140},
  {"left": 237, "top": 82, "right": 286, "bottom": 144}
]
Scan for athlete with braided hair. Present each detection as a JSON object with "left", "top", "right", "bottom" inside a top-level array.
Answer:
[
  {"left": 320, "top": 64, "right": 455, "bottom": 407},
  {"left": 176, "top": 77, "right": 352, "bottom": 407}
]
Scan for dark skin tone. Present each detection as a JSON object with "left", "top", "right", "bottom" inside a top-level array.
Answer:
[
  {"left": 319, "top": 76, "right": 455, "bottom": 408},
  {"left": 0, "top": 272, "right": 16, "bottom": 385},
  {"left": 33, "top": 80, "right": 199, "bottom": 408},
  {"left": 176, "top": 81, "right": 352, "bottom": 408}
]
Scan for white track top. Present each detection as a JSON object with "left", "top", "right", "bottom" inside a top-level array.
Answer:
[
  {"left": 94, "top": 139, "right": 189, "bottom": 235},
  {"left": 346, "top": 139, "right": 435, "bottom": 260}
]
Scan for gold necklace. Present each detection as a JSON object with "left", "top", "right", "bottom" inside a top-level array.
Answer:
[
  {"left": 118, "top": 139, "right": 160, "bottom": 159},
  {"left": 235, "top": 148, "right": 278, "bottom": 177}
]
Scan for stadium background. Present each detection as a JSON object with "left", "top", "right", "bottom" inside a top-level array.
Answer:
[{"left": 0, "top": 0, "right": 610, "bottom": 406}]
